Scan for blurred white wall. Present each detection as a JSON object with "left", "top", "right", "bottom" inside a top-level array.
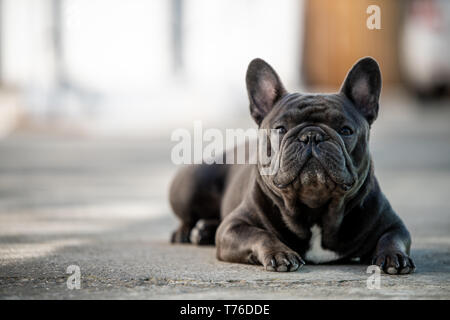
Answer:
[
  {"left": 64, "top": 0, "right": 172, "bottom": 92},
  {"left": 0, "top": 0, "right": 304, "bottom": 135},
  {"left": 2, "top": 0, "right": 54, "bottom": 86},
  {"left": 182, "top": 0, "right": 302, "bottom": 117}
]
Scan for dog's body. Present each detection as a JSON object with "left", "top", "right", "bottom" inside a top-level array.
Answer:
[{"left": 169, "top": 57, "right": 415, "bottom": 274}]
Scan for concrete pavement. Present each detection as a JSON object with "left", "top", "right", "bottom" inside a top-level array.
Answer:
[{"left": 0, "top": 93, "right": 449, "bottom": 299}]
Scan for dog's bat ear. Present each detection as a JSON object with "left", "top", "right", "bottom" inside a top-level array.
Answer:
[
  {"left": 340, "top": 57, "right": 382, "bottom": 125},
  {"left": 246, "top": 58, "right": 287, "bottom": 126}
]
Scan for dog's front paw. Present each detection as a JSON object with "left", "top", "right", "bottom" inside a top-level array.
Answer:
[
  {"left": 371, "top": 251, "right": 416, "bottom": 275},
  {"left": 263, "top": 251, "right": 305, "bottom": 272}
]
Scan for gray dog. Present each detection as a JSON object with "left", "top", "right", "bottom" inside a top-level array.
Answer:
[{"left": 169, "top": 57, "right": 415, "bottom": 274}]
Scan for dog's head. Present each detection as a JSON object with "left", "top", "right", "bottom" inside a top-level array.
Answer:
[{"left": 247, "top": 57, "right": 381, "bottom": 209}]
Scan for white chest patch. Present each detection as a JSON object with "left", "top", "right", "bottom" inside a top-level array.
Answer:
[{"left": 304, "top": 225, "right": 341, "bottom": 264}]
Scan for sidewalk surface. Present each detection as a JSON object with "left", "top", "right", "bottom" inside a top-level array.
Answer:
[{"left": 1, "top": 94, "right": 449, "bottom": 299}]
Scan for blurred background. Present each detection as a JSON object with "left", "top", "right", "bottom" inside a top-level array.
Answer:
[
  {"left": 0, "top": 0, "right": 449, "bottom": 299},
  {"left": 0, "top": 0, "right": 449, "bottom": 137}
]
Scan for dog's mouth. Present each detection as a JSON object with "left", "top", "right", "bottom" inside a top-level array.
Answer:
[
  {"left": 272, "top": 139, "right": 355, "bottom": 192},
  {"left": 299, "top": 157, "right": 334, "bottom": 186}
]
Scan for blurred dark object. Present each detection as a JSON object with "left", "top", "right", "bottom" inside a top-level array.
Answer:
[
  {"left": 401, "top": 0, "right": 450, "bottom": 100},
  {"left": 303, "top": 0, "right": 402, "bottom": 90}
]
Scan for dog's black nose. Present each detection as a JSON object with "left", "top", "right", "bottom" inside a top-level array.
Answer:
[{"left": 299, "top": 129, "right": 326, "bottom": 144}]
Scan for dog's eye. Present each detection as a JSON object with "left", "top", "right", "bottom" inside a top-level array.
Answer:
[
  {"left": 275, "top": 126, "right": 287, "bottom": 135},
  {"left": 340, "top": 126, "right": 353, "bottom": 136}
]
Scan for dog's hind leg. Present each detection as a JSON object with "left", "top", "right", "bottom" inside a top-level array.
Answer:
[
  {"left": 170, "top": 222, "right": 193, "bottom": 243},
  {"left": 169, "top": 164, "right": 227, "bottom": 244},
  {"left": 190, "top": 219, "right": 220, "bottom": 245}
]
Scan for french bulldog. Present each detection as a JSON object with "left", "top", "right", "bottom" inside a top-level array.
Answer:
[{"left": 169, "top": 57, "right": 415, "bottom": 274}]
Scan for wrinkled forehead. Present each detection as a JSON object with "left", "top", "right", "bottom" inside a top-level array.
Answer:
[{"left": 270, "top": 93, "right": 360, "bottom": 124}]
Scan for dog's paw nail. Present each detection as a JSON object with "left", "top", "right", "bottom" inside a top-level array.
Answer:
[
  {"left": 400, "top": 267, "right": 411, "bottom": 274},
  {"left": 386, "top": 267, "right": 397, "bottom": 274},
  {"left": 270, "top": 258, "right": 277, "bottom": 268}
]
